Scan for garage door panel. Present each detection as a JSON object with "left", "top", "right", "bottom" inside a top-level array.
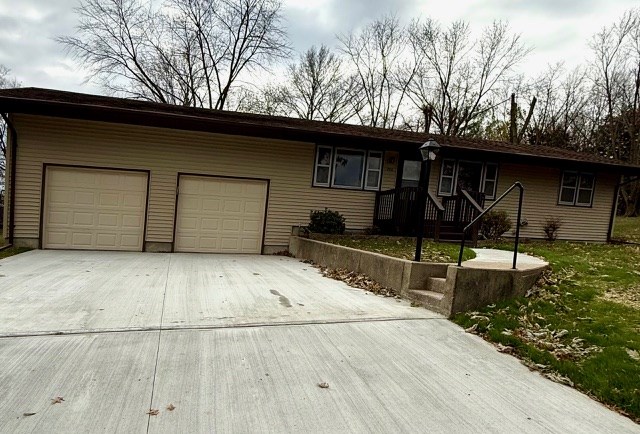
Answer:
[
  {"left": 123, "top": 193, "right": 145, "bottom": 208},
  {"left": 122, "top": 215, "right": 143, "bottom": 228},
  {"left": 74, "top": 212, "right": 96, "bottom": 226},
  {"left": 175, "top": 176, "right": 267, "bottom": 253},
  {"left": 96, "top": 233, "right": 117, "bottom": 247},
  {"left": 71, "top": 232, "right": 93, "bottom": 247},
  {"left": 43, "top": 167, "right": 147, "bottom": 251},
  {"left": 201, "top": 218, "right": 219, "bottom": 230}
]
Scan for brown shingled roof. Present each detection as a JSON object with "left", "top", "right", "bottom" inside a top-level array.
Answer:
[{"left": 0, "top": 87, "right": 638, "bottom": 173}]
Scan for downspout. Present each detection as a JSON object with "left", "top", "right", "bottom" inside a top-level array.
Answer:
[
  {"left": 1, "top": 113, "right": 16, "bottom": 245},
  {"left": 607, "top": 175, "right": 640, "bottom": 242}
]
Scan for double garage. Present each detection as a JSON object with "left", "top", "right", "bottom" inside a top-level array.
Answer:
[{"left": 41, "top": 166, "right": 269, "bottom": 253}]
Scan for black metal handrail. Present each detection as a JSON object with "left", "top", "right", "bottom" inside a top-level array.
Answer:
[{"left": 457, "top": 182, "right": 524, "bottom": 269}]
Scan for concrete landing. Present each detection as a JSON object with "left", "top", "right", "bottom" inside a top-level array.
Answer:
[{"left": 464, "top": 248, "right": 549, "bottom": 270}]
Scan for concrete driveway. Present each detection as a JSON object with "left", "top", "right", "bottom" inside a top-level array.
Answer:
[{"left": 0, "top": 251, "right": 637, "bottom": 433}]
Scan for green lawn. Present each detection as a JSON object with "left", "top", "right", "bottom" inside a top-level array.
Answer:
[
  {"left": 454, "top": 240, "right": 640, "bottom": 422},
  {"left": 0, "top": 246, "right": 32, "bottom": 260},
  {"left": 613, "top": 216, "right": 640, "bottom": 243},
  {"left": 311, "top": 234, "right": 476, "bottom": 263}
]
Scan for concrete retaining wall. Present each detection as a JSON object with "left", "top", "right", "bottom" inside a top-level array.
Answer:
[{"left": 288, "top": 235, "right": 546, "bottom": 317}]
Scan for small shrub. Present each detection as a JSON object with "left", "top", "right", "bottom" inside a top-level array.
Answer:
[
  {"left": 543, "top": 217, "right": 562, "bottom": 241},
  {"left": 308, "top": 208, "right": 346, "bottom": 234},
  {"left": 480, "top": 210, "right": 512, "bottom": 240}
]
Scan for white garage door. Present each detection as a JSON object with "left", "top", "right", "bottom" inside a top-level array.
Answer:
[
  {"left": 43, "top": 167, "right": 148, "bottom": 251},
  {"left": 175, "top": 176, "right": 268, "bottom": 253}
]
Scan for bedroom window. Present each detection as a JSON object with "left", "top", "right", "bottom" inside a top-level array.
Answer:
[
  {"left": 313, "top": 146, "right": 384, "bottom": 190},
  {"left": 559, "top": 171, "right": 595, "bottom": 207}
]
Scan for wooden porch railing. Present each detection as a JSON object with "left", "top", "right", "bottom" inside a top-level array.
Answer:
[{"left": 373, "top": 187, "right": 485, "bottom": 243}]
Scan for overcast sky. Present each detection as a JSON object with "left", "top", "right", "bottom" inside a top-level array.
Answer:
[{"left": 0, "top": 0, "right": 637, "bottom": 95}]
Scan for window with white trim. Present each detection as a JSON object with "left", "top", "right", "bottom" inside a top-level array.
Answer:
[
  {"left": 365, "top": 151, "right": 383, "bottom": 190},
  {"left": 313, "top": 146, "right": 384, "bottom": 190},
  {"left": 313, "top": 146, "right": 333, "bottom": 187},
  {"left": 559, "top": 171, "right": 595, "bottom": 206},
  {"left": 482, "top": 163, "right": 499, "bottom": 199},
  {"left": 438, "top": 159, "right": 456, "bottom": 195}
]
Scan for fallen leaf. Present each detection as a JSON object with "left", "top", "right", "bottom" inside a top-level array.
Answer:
[
  {"left": 166, "top": 404, "right": 176, "bottom": 411},
  {"left": 51, "top": 396, "right": 65, "bottom": 404},
  {"left": 317, "top": 382, "right": 329, "bottom": 389},
  {"left": 465, "top": 324, "right": 478, "bottom": 333},
  {"left": 626, "top": 348, "right": 640, "bottom": 361},
  {"left": 147, "top": 409, "right": 159, "bottom": 416},
  {"left": 23, "top": 413, "right": 36, "bottom": 417}
]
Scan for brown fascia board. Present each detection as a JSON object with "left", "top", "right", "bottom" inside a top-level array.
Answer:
[{"left": 1, "top": 94, "right": 639, "bottom": 175}]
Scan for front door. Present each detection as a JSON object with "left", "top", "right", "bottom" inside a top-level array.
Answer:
[{"left": 456, "top": 161, "right": 483, "bottom": 193}]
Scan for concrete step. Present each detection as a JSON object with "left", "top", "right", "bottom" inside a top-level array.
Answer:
[
  {"left": 408, "top": 289, "right": 444, "bottom": 302},
  {"left": 428, "top": 277, "right": 448, "bottom": 294},
  {"left": 407, "top": 289, "right": 449, "bottom": 316}
]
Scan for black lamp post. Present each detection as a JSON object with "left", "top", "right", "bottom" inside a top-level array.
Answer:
[{"left": 414, "top": 139, "right": 440, "bottom": 262}]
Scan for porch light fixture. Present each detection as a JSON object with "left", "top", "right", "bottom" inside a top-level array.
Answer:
[
  {"left": 419, "top": 139, "right": 440, "bottom": 161},
  {"left": 415, "top": 139, "right": 441, "bottom": 262}
]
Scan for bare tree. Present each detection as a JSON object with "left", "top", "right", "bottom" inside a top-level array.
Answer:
[
  {"left": 1, "top": 66, "right": 20, "bottom": 187},
  {"left": 524, "top": 63, "right": 592, "bottom": 150},
  {"left": 407, "top": 19, "right": 530, "bottom": 136},
  {"left": 339, "top": 15, "right": 416, "bottom": 129},
  {"left": 58, "top": 0, "right": 290, "bottom": 109},
  {"left": 269, "top": 45, "right": 360, "bottom": 122},
  {"left": 589, "top": 8, "right": 640, "bottom": 215}
]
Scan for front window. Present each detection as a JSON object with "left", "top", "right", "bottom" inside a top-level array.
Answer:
[
  {"left": 559, "top": 171, "right": 594, "bottom": 206},
  {"left": 313, "top": 146, "right": 384, "bottom": 190},
  {"left": 333, "top": 148, "right": 365, "bottom": 188},
  {"left": 438, "top": 160, "right": 499, "bottom": 199}
]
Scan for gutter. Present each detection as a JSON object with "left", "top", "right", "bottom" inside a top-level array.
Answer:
[
  {"left": 607, "top": 176, "right": 640, "bottom": 242},
  {"left": 1, "top": 113, "right": 16, "bottom": 245}
]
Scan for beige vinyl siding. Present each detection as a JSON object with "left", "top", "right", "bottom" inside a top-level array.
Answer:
[
  {"left": 2, "top": 123, "right": 10, "bottom": 240},
  {"left": 428, "top": 159, "right": 617, "bottom": 242},
  {"left": 12, "top": 114, "right": 384, "bottom": 248},
  {"left": 381, "top": 151, "right": 399, "bottom": 190},
  {"left": 485, "top": 163, "right": 617, "bottom": 242}
]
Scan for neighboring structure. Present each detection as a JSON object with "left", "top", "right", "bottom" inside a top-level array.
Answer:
[{"left": 0, "top": 88, "right": 638, "bottom": 253}]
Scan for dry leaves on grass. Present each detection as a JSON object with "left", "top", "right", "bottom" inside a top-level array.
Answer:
[
  {"left": 601, "top": 285, "right": 640, "bottom": 310},
  {"left": 514, "top": 324, "right": 600, "bottom": 361}
]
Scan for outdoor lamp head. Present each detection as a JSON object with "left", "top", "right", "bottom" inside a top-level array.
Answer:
[{"left": 420, "top": 139, "right": 440, "bottom": 161}]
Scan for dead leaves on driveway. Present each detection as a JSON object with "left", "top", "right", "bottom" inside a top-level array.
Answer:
[{"left": 305, "top": 261, "right": 398, "bottom": 298}]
